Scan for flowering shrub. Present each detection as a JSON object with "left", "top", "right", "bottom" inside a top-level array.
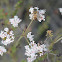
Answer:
[{"left": 0, "top": 6, "right": 62, "bottom": 62}]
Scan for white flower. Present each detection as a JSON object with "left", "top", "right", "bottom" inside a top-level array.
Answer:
[
  {"left": 27, "top": 32, "right": 34, "bottom": 41},
  {"left": 25, "top": 40, "right": 47, "bottom": 62},
  {"left": 37, "top": 10, "right": 46, "bottom": 22},
  {"left": 59, "top": 8, "right": 62, "bottom": 14},
  {"left": 4, "top": 27, "right": 9, "bottom": 32},
  {"left": 37, "top": 44, "right": 47, "bottom": 56},
  {"left": 9, "top": 30, "right": 14, "bottom": 36},
  {"left": 37, "top": 15, "right": 45, "bottom": 22},
  {"left": 29, "top": 7, "right": 34, "bottom": 13},
  {"left": 0, "top": 28, "right": 15, "bottom": 46},
  {"left": 29, "top": 14, "right": 33, "bottom": 20},
  {"left": 25, "top": 41, "right": 37, "bottom": 62},
  {"left": 34, "top": 7, "right": 39, "bottom": 11},
  {"left": 38, "top": 10, "right": 46, "bottom": 14},
  {"left": 0, "top": 46, "right": 6, "bottom": 56},
  {"left": 42, "top": 44, "right": 47, "bottom": 51},
  {"left": 1, "top": 38, "right": 14, "bottom": 46},
  {"left": 9, "top": 16, "right": 22, "bottom": 27},
  {"left": 29, "top": 7, "right": 46, "bottom": 22}
]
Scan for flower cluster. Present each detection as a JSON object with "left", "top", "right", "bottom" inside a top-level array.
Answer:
[
  {"left": 0, "top": 46, "right": 6, "bottom": 56},
  {"left": 0, "top": 27, "right": 14, "bottom": 56},
  {"left": 25, "top": 41, "right": 47, "bottom": 62},
  {"left": 29, "top": 7, "right": 46, "bottom": 22},
  {"left": 59, "top": 8, "right": 62, "bottom": 15},
  {"left": 0, "top": 27, "right": 14, "bottom": 46},
  {"left": 9, "top": 16, "right": 22, "bottom": 27},
  {"left": 0, "top": 15, "right": 21, "bottom": 56},
  {"left": 25, "top": 32, "right": 47, "bottom": 62},
  {"left": 27, "top": 32, "right": 34, "bottom": 41}
]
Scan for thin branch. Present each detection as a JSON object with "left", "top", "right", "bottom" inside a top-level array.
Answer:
[
  {"left": 24, "top": 36, "right": 29, "bottom": 44},
  {"left": 25, "top": 19, "right": 33, "bottom": 34}
]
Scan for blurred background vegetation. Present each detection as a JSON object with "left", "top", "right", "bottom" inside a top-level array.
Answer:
[{"left": 0, "top": 0, "right": 62, "bottom": 62}]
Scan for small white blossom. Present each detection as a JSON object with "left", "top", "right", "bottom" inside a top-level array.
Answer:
[
  {"left": 39, "top": 10, "right": 46, "bottom": 14},
  {"left": 29, "top": 14, "right": 33, "bottom": 20},
  {"left": 0, "top": 46, "right": 6, "bottom": 56},
  {"left": 59, "top": 8, "right": 62, "bottom": 15},
  {"left": 0, "top": 28, "right": 15, "bottom": 46},
  {"left": 0, "top": 31, "right": 5, "bottom": 38},
  {"left": 4, "top": 27, "right": 9, "bottom": 32},
  {"left": 29, "top": 7, "right": 46, "bottom": 22},
  {"left": 37, "top": 44, "right": 47, "bottom": 56},
  {"left": 9, "top": 16, "right": 22, "bottom": 27},
  {"left": 27, "top": 32, "right": 34, "bottom": 41},
  {"left": 29, "top": 7, "right": 34, "bottom": 13},
  {"left": 37, "top": 15, "right": 45, "bottom": 22},
  {"left": 1, "top": 38, "right": 14, "bottom": 46}
]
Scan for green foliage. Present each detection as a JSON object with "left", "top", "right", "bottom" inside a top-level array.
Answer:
[
  {"left": 21, "top": 59, "right": 27, "bottom": 62},
  {"left": 56, "top": 56, "right": 62, "bottom": 62},
  {"left": 0, "top": 9, "right": 6, "bottom": 19},
  {"left": 12, "top": 0, "right": 23, "bottom": 16},
  {"left": 15, "top": 0, "right": 23, "bottom": 8},
  {"left": 10, "top": 46, "right": 17, "bottom": 57}
]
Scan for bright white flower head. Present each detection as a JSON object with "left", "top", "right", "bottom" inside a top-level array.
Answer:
[
  {"left": 59, "top": 8, "right": 62, "bottom": 15},
  {"left": 0, "top": 31, "right": 6, "bottom": 38},
  {"left": 29, "top": 7, "right": 34, "bottom": 13},
  {"left": 37, "top": 44, "right": 47, "bottom": 56},
  {"left": 0, "top": 46, "right": 6, "bottom": 56},
  {"left": 4, "top": 27, "right": 9, "bottom": 32},
  {"left": 27, "top": 32, "right": 34, "bottom": 41},
  {"left": 29, "top": 7, "right": 46, "bottom": 22},
  {"left": 0, "top": 27, "right": 15, "bottom": 46},
  {"left": 29, "top": 14, "right": 33, "bottom": 20},
  {"left": 37, "top": 15, "right": 45, "bottom": 22},
  {"left": 1, "top": 38, "right": 14, "bottom": 46},
  {"left": 25, "top": 41, "right": 38, "bottom": 62},
  {"left": 9, "top": 16, "right": 22, "bottom": 27},
  {"left": 25, "top": 40, "right": 47, "bottom": 62}
]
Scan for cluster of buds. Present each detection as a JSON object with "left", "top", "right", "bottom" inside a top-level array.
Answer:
[
  {"left": 0, "top": 46, "right": 6, "bottom": 56},
  {"left": 25, "top": 32, "right": 47, "bottom": 62},
  {"left": 46, "top": 30, "right": 53, "bottom": 38},
  {"left": 29, "top": 7, "right": 46, "bottom": 22}
]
